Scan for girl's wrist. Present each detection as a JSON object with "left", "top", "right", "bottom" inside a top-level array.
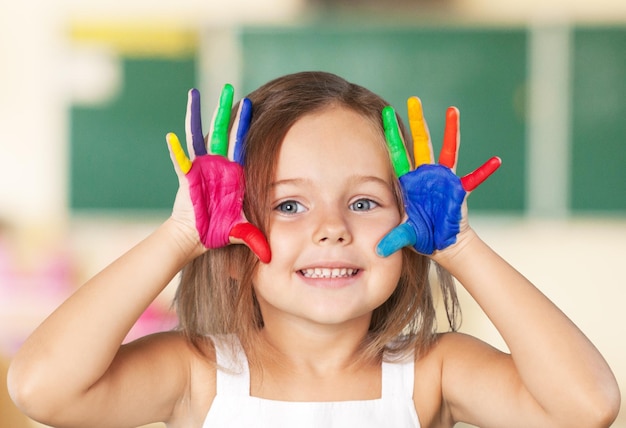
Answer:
[
  {"left": 431, "top": 226, "right": 480, "bottom": 271},
  {"left": 161, "top": 217, "right": 206, "bottom": 263}
]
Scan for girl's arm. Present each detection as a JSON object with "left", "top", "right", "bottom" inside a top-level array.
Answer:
[
  {"left": 434, "top": 228, "right": 620, "bottom": 427},
  {"left": 379, "top": 98, "right": 620, "bottom": 427},
  {"left": 8, "top": 218, "right": 204, "bottom": 427},
  {"left": 8, "top": 85, "right": 268, "bottom": 427}
]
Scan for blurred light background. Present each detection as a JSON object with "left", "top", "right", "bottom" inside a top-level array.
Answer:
[{"left": 1, "top": 0, "right": 625, "bottom": 426}]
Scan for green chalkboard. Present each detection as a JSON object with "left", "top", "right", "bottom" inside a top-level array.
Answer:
[
  {"left": 70, "top": 57, "right": 196, "bottom": 210},
  {"left": 69, "top": 26, "right": 530, "bottom": 213},
  {"left": 241, "top": 25, "right": 528, "bottom": 212},
  {"left": 571, "top": 27, "right": 626, "bottom": 213}
]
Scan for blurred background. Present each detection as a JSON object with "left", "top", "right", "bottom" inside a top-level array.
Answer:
[{"left": 1, "top": 0, "right": 625, "bottom": 426}]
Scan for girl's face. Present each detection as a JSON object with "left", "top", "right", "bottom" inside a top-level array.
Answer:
[{"left": 252, "top": 105, "right": 403, "bottom": 331}]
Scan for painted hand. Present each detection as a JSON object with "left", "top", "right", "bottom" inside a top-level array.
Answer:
[
  {"left": 376, "top": 97, "right": 501, "bottom": 257},
  {"left": 166, "top": 85, "right": 271, "bottom": 263}
]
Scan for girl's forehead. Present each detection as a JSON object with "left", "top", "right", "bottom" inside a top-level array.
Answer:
[
  {"left": 283, "top": 107, "right": 383, "bottom": 147},
  {"left": 287, "top": 105, "right": 385, "bottom": 143},
  {"left": 273, "top": 106, "right": 394, "bottom": 181}
]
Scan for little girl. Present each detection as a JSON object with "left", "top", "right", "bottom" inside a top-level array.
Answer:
[{"left": 8, "top": 71, "right": 620, "bottom": 427}]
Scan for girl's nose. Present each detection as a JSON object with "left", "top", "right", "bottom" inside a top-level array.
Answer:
[{"left": 313, "top": 209, "right": 353, "bottom": 245}]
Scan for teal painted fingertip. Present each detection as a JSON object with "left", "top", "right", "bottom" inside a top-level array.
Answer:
[{"left": 376, "top": 223, "right": 417, "bottom": 257}]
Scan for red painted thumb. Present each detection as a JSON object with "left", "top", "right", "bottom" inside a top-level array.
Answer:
[{"left": 229, "top": 222, "right": 271, "bottom": 263}]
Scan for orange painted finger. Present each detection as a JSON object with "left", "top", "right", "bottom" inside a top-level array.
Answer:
[
  {"left": 408, "top": 97, "right": 433, "bottom": 167},
  {"left": 438, "top": 107, "right": 459, "bottom": 170}
]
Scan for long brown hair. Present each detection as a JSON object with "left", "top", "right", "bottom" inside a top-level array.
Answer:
[{"left": 174, "top": 71, "right": 460, "bottom": 364}]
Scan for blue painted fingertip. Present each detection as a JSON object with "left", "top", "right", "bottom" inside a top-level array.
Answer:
[
  {"left": 233, "top": 98, "right": 252, "bottom": 166},
  {"left": 376, "top": 223, "right": 417, "bottom": 257}
]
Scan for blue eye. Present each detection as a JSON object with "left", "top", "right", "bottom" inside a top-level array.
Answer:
[
  {"left": 275, "top": 200, "right": 306, "bottom": 214},
  {"left": 350, "top": 198, "right": 378, "bottom": 212}
]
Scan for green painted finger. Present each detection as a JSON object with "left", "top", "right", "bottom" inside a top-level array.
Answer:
[
  {"left": 209, "top": 84, "right": 234, "bottom": 156},
  {"left": 382, "top": 106, "right": 411, "bottom": 177}
]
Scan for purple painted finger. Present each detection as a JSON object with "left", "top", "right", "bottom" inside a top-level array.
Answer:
[{"left": 189, "top": 88, "right": 207, "bottom": 156}]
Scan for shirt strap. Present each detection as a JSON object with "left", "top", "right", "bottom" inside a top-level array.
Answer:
[
  {"left": 210, "top": 334, "right": 251, "bottom": 396},
  {"left": 381, "top": 353, "right": 415, "bottom": 399}
]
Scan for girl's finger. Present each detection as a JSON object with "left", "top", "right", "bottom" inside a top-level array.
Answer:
[
  {"left": 229, "top": 222, "right": 271, "bottom": 264},
  {"left": 186, "top": 88, "right": 206, "bottom": 158},
  {"left": 408, "top": 97, "right": 434, "bottom": 167},
  {"left": 228, "top": 97, "right": 252, "bottom": 166},
  {"left": 382, "top": 106, "right": 411, "bottom": 177},
  {"left": 209, "top": 84, "right": 234, "bottom": 157},
  {"left": 439, "top": 107, "right": 460, "bottom": 171},
  {"left": 376, "top": 223, "right": 417, "bottom": 257},
  {"left": 166, "top": 132, "right": 192, "bottom": 175},
  {"left": 461, "top": 156, "right": 502, "bottom": 192}
]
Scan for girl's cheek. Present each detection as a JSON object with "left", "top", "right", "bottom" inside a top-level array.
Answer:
[{"left": 266, "top": 221, "right": 298, "bottom": 248}]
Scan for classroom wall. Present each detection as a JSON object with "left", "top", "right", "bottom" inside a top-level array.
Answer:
[{"left": 1, "top": 1, "right": 625, "bottom": 427}]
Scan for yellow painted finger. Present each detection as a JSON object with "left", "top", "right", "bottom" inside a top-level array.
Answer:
[
  {"left": 407, "top": 97, "right": 434, "bottom": 167},
  {"left": 167, "top": 132, "right": 192, "bottom": 174}
]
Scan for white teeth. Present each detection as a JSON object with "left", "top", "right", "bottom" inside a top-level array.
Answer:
[{"left": 301, "top": 268, "right": 357, "bottom": 279}]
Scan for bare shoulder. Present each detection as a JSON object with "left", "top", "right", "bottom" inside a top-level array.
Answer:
[
  {"left": 411, "top": 332, "right": 509, "bottom": 428},
  {"left": 434, "top": 332, "right": 514, "bottom": 390},
  {"left": 185, "top": 334, "right": 218, "bottom": 425},
  {"left": 411, "top": 333, "right": 450, "bottom": 428},
  {"left": 432, "top": 331, "right": 506, "bottom": 362},
  {"left": 117, "top": 331, "right": 218, "bottom": 427}
]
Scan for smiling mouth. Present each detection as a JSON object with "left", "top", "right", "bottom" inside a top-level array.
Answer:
[{"left": 299, "top": 268, "right": 359, "bottom": 279}]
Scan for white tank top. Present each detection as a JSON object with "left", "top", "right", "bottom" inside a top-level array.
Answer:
[{"left": 203, "top": 335, "right": 420, "bottom": 427}]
